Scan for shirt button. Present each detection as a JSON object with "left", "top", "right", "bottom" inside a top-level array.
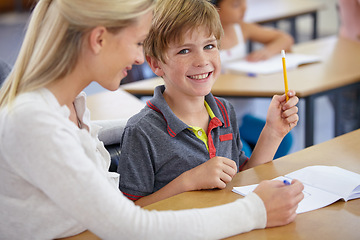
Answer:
[{"left": 198, "top": 130, "right": 202, "bottom": 136}]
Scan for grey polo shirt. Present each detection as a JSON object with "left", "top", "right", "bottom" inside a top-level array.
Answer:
[{"left": 118, "top": 85, "right": 248, "bottom": 200}]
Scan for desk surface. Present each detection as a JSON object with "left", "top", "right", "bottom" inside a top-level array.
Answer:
[
  {"left": 245, "top": 0, "right": 326, "bottom": 24},
  {"left": 145, "top": 129, "right": 360, "bottom": 239},
  {"left": 86, "top": 88, "right": 145, "bottom": 120},
  {"left": 121, "top": 36, "right": 360, "bottom": 98}
]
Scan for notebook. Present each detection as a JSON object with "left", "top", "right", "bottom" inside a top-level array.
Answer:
[
  {"left": 232, "top": 165, "right": 360, "bottom": 213},
  {"left": 223, "top": 53, "right": 322, "bottom": 75}
]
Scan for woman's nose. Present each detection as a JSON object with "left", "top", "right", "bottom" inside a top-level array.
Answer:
[{"left": 134, "top": 49, "right": 145, "bottom": 65}]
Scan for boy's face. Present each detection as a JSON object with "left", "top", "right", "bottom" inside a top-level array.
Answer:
[{"left": 151, "top": 27, "right": 221, "bottom": 99}]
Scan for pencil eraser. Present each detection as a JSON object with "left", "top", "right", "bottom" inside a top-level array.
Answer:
[{"left": 281, "top": 50, "right": 285, "bottom": 58}]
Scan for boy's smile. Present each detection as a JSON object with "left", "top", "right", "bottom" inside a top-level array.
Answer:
[
  {"left": 155, "top": 27, "right": 221, "bottom": 100},
  {"left": 187, "top": 72, "right": 213, "bottom": 81}
]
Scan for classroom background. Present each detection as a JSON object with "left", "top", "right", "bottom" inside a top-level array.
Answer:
[{"left": 0, "top": 0, "right": 342, "bottom": 154}]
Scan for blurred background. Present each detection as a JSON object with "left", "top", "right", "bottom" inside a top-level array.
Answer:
[{"left": 0, "top": 0, "right": 340, "bottom": 153}]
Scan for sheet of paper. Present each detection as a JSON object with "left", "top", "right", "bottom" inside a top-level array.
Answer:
[
  {"left": 232, "top": 176, "right": 343, "bottom": 214},
  {"left": 285, "top": 165, "right": 360, "bottom": 201},
  {"left": 223, "top": 53, "right": 321, "bottom": 75}
]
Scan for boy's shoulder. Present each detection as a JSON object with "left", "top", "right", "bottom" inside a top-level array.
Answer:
[{"left": 125, "top": 105, "right": 162, "bottom": 128}]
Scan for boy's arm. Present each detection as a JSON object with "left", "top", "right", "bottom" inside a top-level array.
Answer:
[
  {"left": 135, "top": 156, "right": 237, "bottom": 207},
  {"left": 244, "top": 91, "right": 299, "bottom": 169}
]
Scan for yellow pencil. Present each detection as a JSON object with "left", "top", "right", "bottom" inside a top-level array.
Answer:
[{"left": 281, "top": 50, "right": 289, "bottom": 102}]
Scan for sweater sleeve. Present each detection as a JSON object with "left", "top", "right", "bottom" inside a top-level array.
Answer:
[
  {"left": 1, "top": 97, "right": 266, "bottom": 240},
  {"left": 112, "top": 191, "right": 267, "bottom": 240}
]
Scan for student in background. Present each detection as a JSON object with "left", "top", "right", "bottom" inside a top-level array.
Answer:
[
  {"left": 209, "top": 0, "right": 295, "bottom": 156},
  {"left": 0, "top": 0, "right": 303, "bottom": 239},
  {"left": 329, "top": 0, "right": 360, "bottom": 134},
  {"left": 118, "top": 0, "right": 300, "bottom": 208},
  {"left": 210, "top": 0, "right": 294, "bottom": 63},
  {"left": 338, "top": 0, "right": 360, "bottom": 42}
]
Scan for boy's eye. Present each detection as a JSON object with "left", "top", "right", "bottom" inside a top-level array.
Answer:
[
  {"left": 178, "top": 49, "right": 189, "bottom": 54},
  {"left": 204, "top": 44, "right": 215, "bottom": 50}
]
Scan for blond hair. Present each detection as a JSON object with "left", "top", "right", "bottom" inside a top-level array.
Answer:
[
  {"left": 0, "top": 0, "right": 156, "bottom": 108},
  {"left": 144, "top": 0, "right": 223, "bottom": 63}
]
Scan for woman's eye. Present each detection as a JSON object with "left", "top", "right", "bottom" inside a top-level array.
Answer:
[
  {"left": 137, "top": 42, "right": 144, "bottom": 47},
  {"left": 178, "top": 49, "right": 189, "bottom": 54}
]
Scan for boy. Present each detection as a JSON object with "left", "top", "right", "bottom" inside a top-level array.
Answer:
[{"left": 117, "top": 0, "right": 299, "bottom": 207}]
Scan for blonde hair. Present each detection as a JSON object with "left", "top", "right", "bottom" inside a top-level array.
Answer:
[
  {"left": 0, "top": 0, "right": 156, "bottom": 108},
  {"left": 144, "top": 0, "right": 223, "bottom": 63}
]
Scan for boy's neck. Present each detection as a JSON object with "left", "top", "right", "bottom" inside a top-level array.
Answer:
[{"left": 163, "top": 91, "right": 209, "bottom": 130}]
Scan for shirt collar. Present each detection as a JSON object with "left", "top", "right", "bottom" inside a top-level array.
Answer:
[
  {"left": 40, "top": 88, "right": 91, "bottom": 131},
  {"left": 147, "top": 85, "right": 226, "bottom": 137}
]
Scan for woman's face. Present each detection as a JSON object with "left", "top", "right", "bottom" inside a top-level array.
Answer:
[
  {"left": 218, "top": 0, "right": 247, "bottom": 25},
  {"left": 95, "top": 11, "right": 153, "bottom": 91}
]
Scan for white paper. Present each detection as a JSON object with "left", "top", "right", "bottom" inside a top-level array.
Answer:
[
  {"left": 223, "top": 53, "right": 321, "bottom": 75},
  {"left": 232, "top": 166, "right": 360, "bottom": 214}
]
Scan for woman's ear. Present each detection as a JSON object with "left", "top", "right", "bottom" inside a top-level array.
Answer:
[
  {"left": 146, "top": 56, "right": 165, "bottom": 77},
  {"left": 88, "top": 26, "right": 107, "bottom": 55}
]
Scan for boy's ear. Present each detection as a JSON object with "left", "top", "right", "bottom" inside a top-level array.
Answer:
[{"left": 146, "top": 56, "right": 165, "bottom": 77}]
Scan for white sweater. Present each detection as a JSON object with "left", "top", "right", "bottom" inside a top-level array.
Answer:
[{"left": 0, "top": 88, "right": 266, "bottom": 240}]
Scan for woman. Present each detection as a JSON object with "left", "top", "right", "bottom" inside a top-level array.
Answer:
[{"left": 0, "top": 0, "right": 303, "bottom": 239}]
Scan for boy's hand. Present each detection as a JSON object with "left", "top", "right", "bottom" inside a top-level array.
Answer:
[
  {"left": 253, "top": 179, "right": 304, "bottom": 227},
  {"left": 266, "top": 90, "right": 299, "bottom": 138},
  {"left": 182, "top": 157, "right": 237, "bottom": 191}
]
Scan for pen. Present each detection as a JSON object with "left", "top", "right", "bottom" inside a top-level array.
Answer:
[
  {"left": 281, "top": 50, "right": 289, "bottom": 102},
  {"left": 283, "top": 179, "right": 291, "bottom": 185}
]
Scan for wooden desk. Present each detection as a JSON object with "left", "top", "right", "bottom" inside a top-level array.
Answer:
[
  {"left": 145, "top": 129, "right": 360, "bottom": 239},
  {"left": 245, "top": 0, "right": 326, "bottom": 42},
  {"left": 86, "top": 88, "right": 145, "bottom": 120},
  {"left": 121, "top": 36, "right": 360, "bottom": 147}
]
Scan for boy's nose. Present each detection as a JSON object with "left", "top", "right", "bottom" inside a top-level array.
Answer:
[{"left": 194, "top": 52, "right": 208, "bottom": 67}]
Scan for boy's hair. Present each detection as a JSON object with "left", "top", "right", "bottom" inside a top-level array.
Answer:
[{"left": 144, "top": 0, "right": 223, "bottom": 63}]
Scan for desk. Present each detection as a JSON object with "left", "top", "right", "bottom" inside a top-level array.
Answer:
[
  {"left": 145, "top": 129, "right": 360, "bottom": 239},
  {"left": 121, "top": 36, "right": 360, "bottom": 147},
  {"left": 245, "top": 0, "right": 326, "bottom": 42},
  {"left": 86, "top": 88, "right": 145, "bottom": 120}
]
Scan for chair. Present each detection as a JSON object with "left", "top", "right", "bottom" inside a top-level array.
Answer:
[
  {"left": 102, "top": 62, "right": 156, "bottom": 171},
  {"left": 96, "top": 119, "right": 127, "bottom": 172},
  {"left": 101, "top": 62, "right": 156, "bottom": 172},
  {"left": 239, "top": 114, "right": 293, "bottom": 159}
]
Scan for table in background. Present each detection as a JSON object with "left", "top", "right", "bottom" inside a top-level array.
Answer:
[
  {"left": 121, "top": 36, "right": 360, "bottom": 148},
  {"left": 145, "top": 129, "right": 360, "bottom": 239},
  {"left": 245, "top": 0, "right": 326, "bottom": 42},
  {"left": 86, "top": 88, "right": 144, "bottom": 120}
]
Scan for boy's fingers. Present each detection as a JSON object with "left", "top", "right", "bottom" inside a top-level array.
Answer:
[
  {"left": 219, "top": 171, "right": 233, "bottom": 184},
  {"left": 221, "top": 158, "right": 237, "bottom": 171}
]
